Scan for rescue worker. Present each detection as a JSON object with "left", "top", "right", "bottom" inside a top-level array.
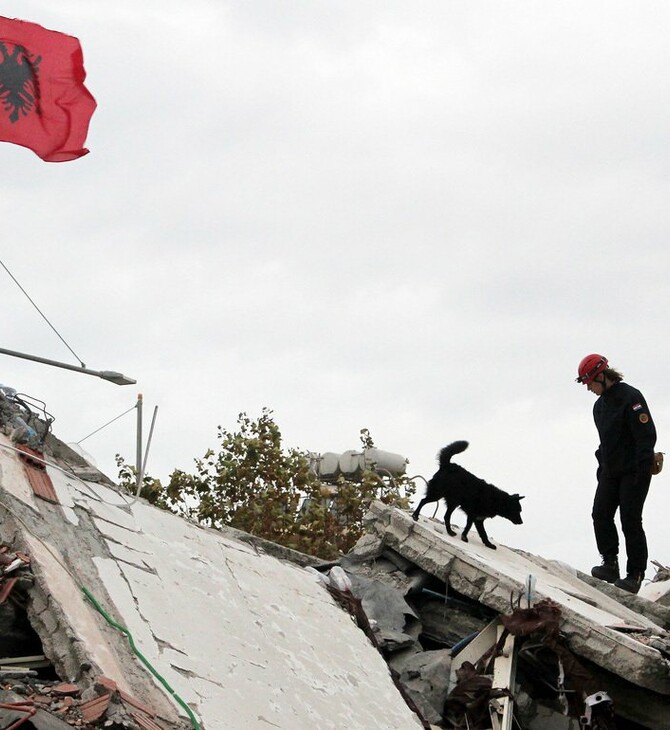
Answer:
[{"left": 576, "top": 354, "right": 657, "bottom": 594}]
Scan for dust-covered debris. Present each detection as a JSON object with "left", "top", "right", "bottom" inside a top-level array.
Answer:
[
  {"left": 0, "top": 543, "right": 172, "bottom": 729},
  {"left": 313, "top": 503, "right": 670, "bottom": 729}
]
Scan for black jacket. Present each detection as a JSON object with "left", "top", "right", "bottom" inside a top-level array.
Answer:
[{"left": 593, "top": 381, "right": 656, "bottom": 477}]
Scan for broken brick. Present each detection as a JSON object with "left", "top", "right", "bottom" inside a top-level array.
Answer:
[
  {"left": 0, "top": 576, "right": 18, "bottom": 604},
  {"left": 95, "top": 675, "right": 118, "bottom": 693},
  {"left": 78, "top": 693, "right": 111, "bottom": 722},
  {"left": 119, "top": 688, "right": 156, "bottom": 717},
  {"left": 131, "top": 711, "right": 164, "bottom": 730},
  {"left": 51, "top": 682, "right": 80, "bottom": 697}
]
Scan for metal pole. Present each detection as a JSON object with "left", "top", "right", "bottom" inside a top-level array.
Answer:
[
  {"left": 140, "top": 406, "right": 158, "bottom": 490},
  {"left": 135, "top": 394, "right": 143, "bottom": 494}
]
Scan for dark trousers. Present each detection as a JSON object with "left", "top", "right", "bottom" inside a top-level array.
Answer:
[{"left": 592, "top": 470, "right": 651, "bottom": 574}]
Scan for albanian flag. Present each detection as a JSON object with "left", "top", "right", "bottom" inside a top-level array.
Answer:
[{"left": 0, "top": 16, "right": 96, "bottom": 162}]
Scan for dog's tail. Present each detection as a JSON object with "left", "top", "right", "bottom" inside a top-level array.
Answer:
[{"left": 438, "top": 440, "right": 469, "bottom": 468}]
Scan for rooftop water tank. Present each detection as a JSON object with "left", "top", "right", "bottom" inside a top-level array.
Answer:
[{"left": 311, "top": 448, "right": 407, "bottom": 483}]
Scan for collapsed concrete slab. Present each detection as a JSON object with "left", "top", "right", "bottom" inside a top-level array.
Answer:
[
  {"left": 353, "top": 501, "right": 670, "bottom": 728},
  {"left": 0, "top": 435, "right": 425, "bottom": 729},
  {"left": 3, "top": 393, "right": 669, "bottom": 730},
  {"left": 366, "top": 501, "right": 670, "bottom": 690}
]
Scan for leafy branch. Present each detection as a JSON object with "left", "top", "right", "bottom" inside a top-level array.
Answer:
[{"left": 117, "top": 408, "right": 415, "bottom": 560}]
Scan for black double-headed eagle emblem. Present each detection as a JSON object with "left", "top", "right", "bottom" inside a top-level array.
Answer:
[{"left": 0, "top": 41, "right": 42, "bottom": 123}]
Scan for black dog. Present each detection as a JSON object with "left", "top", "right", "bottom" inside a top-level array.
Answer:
[{"left": 412, "top": 441, "right": 524, "bottom": 549}]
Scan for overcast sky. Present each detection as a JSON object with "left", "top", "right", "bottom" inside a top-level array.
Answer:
[{"left": 2, "top": 1, "right": 670, "bottom": 576}]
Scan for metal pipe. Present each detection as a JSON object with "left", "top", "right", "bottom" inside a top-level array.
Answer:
[
  {"left": 135, "top": 394, "right": 143, "bottom": 494},
  {"left": 139, "top": 405, "right": 158, "bottom": 494}
]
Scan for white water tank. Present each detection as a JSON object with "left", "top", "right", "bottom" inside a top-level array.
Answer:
[{"left": 312, "top": 448, "right": 407, "bottom": 482}]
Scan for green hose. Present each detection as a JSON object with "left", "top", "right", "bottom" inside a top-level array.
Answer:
[{"left": 81, "top": 586, "right": 201, "bottom": 730}]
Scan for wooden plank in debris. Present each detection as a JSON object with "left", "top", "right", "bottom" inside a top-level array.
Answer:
[
  {"left": 0, "top": 655, "right": 49, "bottom": 667},
  {"left": 489, "top": 626, "right": 517, "bottom": 730}
]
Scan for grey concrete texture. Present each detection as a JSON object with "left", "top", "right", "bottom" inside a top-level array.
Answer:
[
  {"left": 367, "top": 501, "right": 670, "bottom": 697},
  {"left": 0, "top": 435, "right": 424, "bottom": 730}
]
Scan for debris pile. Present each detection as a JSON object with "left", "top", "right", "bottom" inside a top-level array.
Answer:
[
  {"left": 0, "top": 545, "right": 168, "bottom": 729},
  {"left": 0, "top": 676, "right": 165, "bottom": 729},
  {"left": 650, "top": 561, "right": 670, "bottom": 582},
  {"left": 312, "top": 505, "right": 670, "bottom": 730},
  {"left": 314, "top": 553, "right": 592, "bottom": 728},
  {"left": 2, "top": 401, "right": 669, "bottom": 730},
  {"left": 0, "top": 385, "right": 51, "bottom": 450}
]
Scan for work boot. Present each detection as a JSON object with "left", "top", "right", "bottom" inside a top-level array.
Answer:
[
  {"left": 614, "top": 572, "right": 644, "bottom": 594},
  {"left": 591, "top": 556, "right": 619, "bottom": 583}
]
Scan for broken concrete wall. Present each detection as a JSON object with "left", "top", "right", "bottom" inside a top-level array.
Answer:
[
  {"left": 365, "top": 502, "right": 670, "bottom": 693},
  {"left": 0, "top": 436, "right": 425, "bottom": 729},
  {"left": 338, "top": 501, "right": 670, "bottom": 729},
  {"left": 0, "top": 467, "right": 183, "bottom": 726}
]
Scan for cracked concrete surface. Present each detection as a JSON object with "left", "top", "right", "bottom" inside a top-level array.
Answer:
[
  {"left": 370, "top": 501, "right": 670, "bottom": 697},
  {"left": 0, "top": 437, "right": 422, "bottom": 730},
  {"left": 3, "top": 428, "right": 668, "bottom": 729}
]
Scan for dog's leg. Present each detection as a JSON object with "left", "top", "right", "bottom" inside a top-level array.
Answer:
[
  {"left": 460, "top": 515, "right": 473, "bottom": 543},
  {"left": 412, "top": 497, "right": 433, "bottom": 521},
  {"left": 474, "top": 520, "right": 496, "bottom": 549},
  {"left": 443, "top": 503, "right": 457, "bottom": 536}
]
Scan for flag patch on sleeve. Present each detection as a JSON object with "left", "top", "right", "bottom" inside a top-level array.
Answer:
[{"left": 632, "top": 403, "right": 643, "bottom": 411}]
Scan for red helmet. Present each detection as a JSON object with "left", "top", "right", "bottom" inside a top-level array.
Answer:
[{"left": 576, "top": 354, "right": 608, "bottom": 384}]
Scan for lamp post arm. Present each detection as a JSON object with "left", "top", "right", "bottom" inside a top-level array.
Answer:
[{"left": 0, "top": 347, "right": 136, "bottom": 386}]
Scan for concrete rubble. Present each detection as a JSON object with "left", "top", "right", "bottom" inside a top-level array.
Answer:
[
  {"left": 0, "top": 386, "right": 668, "bottom": 728},
  {"left": 0, "top": 427, "right": 425, "bottom": 730},
  {"left": 328, "top": 501, "right": 670, "bottom": 729}
]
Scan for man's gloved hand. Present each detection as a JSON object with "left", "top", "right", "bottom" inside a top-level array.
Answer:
[{"left": 651, "top": 452, "right": 664, "bottom": 476}]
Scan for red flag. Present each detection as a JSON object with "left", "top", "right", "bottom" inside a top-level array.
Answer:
[{"left": 0, "top": 16, "right": 96, "bottom": 162}]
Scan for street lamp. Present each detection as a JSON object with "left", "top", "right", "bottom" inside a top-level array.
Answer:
[{"left": 0, "top": 347, "right": 136, "bottom": 385}]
